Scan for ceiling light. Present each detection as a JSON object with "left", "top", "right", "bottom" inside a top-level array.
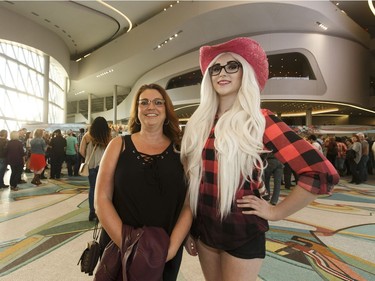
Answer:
[
  {"left": 154, "top": 30, "right": 182, "bottom": 50},
  {"left": 369, "top": 0, "right": 375, "bottom": 16},
  {"left": 74, "top": 90, "right": 85, "bottom": 96},
  {"left": 97, "top": 0, "right": 132, "bottom": 32},
  {"left": 96, "top": 69, "right": 114, "bottom": 78},
  {"left": 281, "top": 108, "right": 338, "bottom": 117},
  {"left": 316, "top": 21, "right": 328, "bottom": 31}
]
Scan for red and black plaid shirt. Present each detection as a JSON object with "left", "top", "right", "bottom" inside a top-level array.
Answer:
[{"left": 191, "top": 109, "right": 339, "bottom": 250}]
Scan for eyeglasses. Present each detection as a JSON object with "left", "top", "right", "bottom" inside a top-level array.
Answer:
[
  {"left": 208, "top": 61, "right": 242, "bottom": 76},
  {"left": 137, "top": 98, "right": 166, "bottom": 107}
]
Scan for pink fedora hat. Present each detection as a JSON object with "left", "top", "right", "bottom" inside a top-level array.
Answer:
[{"left": 199, "top": 37, "right": 269, "bottom": 91}]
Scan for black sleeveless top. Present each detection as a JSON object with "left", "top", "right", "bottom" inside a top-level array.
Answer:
[{"left": 113, "top": 135, "right": 187, "bottom": 235}]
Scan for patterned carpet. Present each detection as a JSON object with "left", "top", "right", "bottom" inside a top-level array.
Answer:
[{"left": 0, "top": 171, "right": 374, "bottom": 281}]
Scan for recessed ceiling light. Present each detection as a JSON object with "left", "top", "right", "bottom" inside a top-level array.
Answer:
[{"left": 316, "top": 21, "right": 328, "bottom": 30}]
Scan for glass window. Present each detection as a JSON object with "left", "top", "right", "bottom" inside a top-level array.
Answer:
[
  {"left": 165, "top": 52, "right": 315, "bottom": 91},
  {"left": 268, "top": 52, "right": 315, "bottom": 80},
  {"left": 0, "top": 39, "right": 67, "bottom": 132},
  {"left": 166, "top": 70, "right": 203, "bottom": 90}
]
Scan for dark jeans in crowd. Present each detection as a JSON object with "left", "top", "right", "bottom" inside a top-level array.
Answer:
[
  {"left": 349, "top": 160, "right": 360, "bottom": 184},
  {"left": 50, "top": 156, "right": 64, "bottom": 179},
  {"left": 283, "top": 163, "right": 298, "bottom": 189},
  {"left": 88, "top": 166, "right": 99, "bottom": 216},
  {"left": 65, "top": 154, "right": 77, "bottom": 176},
  {"left": 357, "top": 155, "right": 369, "bottom": 183},
  {"left": 10, "top": 164, "right": 23, "bottom": 188},
  {"left": 0, "top": 158, "right": 7, "bottom": 187},
  {"left": 264, "top": 158, "right": 284, "bottom": 205},
  {"left": 74, "top": 153, "right": 84, "bottom": 176}
]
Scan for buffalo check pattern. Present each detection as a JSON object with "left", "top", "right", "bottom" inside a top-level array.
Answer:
[{"left": 191, "top": 109, "right": 339, "bottom": 250}]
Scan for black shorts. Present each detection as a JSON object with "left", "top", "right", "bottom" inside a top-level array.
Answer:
[{"left": 225, "top": 233, "right": 266, "bottom": 259}]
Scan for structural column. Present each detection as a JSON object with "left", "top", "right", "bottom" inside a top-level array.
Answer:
[
  {"left": 113, "top": 85, "right": 118, "bottom": 124},
  {"left": 43, "top": 55, "right": 50, "bottom": 124},
  {"left": 306, "top": 108, "right": 312, "bottom": 126},
  {"left": 88, "top": 94, "right": 92, "bottom": 124},
  {"left": 103, "top": 96, "right": 107, "bottom": 111},
  {"left": 63, "top": 77, "right": 68, "bottom": 123}
]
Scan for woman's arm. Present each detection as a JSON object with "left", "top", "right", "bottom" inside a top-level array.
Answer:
[
  {"left": 166, "top": 193, "right": 193, "bottom": 261},
  {"left": 237, "top": 185, "right": 317, "bottom": 221},
  {"left": 94, "top": 136, "right": 123, "bottom": 247},
  {"left": 79, "top": 133, "right": 89, "bottom": 158}
]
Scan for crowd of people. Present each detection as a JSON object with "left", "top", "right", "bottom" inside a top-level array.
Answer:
[
  {"left": 304, "top": 133, "right": 374, "bottom": 184},
  {"left": 0, "top": 127, "right": 88, "bottom": 191}
]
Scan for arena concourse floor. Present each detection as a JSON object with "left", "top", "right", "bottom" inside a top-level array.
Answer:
[{"left": 0, "top": 166, "right": 374, "bottom": 281}]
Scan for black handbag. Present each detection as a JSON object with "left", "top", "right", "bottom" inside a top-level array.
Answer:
[{"left": 78, "top": 220, "right": 101, "bottom": 276}]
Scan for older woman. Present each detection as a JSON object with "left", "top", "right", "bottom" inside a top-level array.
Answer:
[{"left": 95, "top": 84, "right": 191, "bottom": 280}]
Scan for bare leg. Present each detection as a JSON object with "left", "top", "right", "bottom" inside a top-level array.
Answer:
[
  {"left": 221, "top": 251, "right": 263, "bottom": 281},
  {"left": 197, "top": 240, "right": 264, "bottom": 281},
  {"left": 197, "top": 240, "right": 223, "bottom": 281}
]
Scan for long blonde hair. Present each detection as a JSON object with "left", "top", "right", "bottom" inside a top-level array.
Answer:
[{"left": 181, "top": 52, "right": 267, "bottom": 219}]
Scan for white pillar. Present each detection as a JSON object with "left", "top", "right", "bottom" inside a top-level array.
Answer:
[
  {"left": 43, "top": 55, "right": 50, "bottom": 124},
  {"left": 113, "top": 85, "right": 118, "bottom": 124},
  {"left": 306, "top": 108, "right": 312, "bottom": 126},
  {"left": 63, "top": 77, "right": 68, "bottom": 123},
  {"left": 88, "top": 94, "right": 92, "bottom": 124}
]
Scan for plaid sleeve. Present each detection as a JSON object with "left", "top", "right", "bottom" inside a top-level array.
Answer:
[{"left": 261, "top": 109, "right": 339, "bottom": 195}]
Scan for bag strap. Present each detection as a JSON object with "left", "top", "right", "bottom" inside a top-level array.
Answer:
[
  {"left": 85, "top": 143, "right": 97, "bottom": 165},
  {"left": 93, "top": 219, "right": 100, "bottom": 241}
]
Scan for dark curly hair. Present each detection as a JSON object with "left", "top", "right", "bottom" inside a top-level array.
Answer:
[{"left": 127, "top": 84, "right": 181, "bottom": 146}]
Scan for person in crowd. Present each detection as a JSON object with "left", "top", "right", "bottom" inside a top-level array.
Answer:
[
  {"left": 349, "top": 134, "right": 362, "bottom": 184},
  {"left": 18, "top": 128, "right": 28, "bottom": 183},
  {"left": 65, "top": 129, "right": 78, "bottom": 176},
  {"left": 367, "top": 136, "right": 374, "bottom": 175},
  {"left": 283, "top": 162, "right": 298, "bottom": 190},
  {"left": 80, "top": 117, "right": 111, "bottom": 221},
  {"left": 24, "top": 131, "right": 32, "bottom": 173},
  {"left": 29, "top": 128, "right": 47, "bottom": 185},
  {"left": 357, "top": 132, "right": 369, "bottom": 183},
  {"left": 263, "top": 152, "right": 284, "bottom": 205},
  {"left": 6, "top": 131, "right": 25, "bottom": 191},
  {"left": 74, "top": 128, "right": 85, "bottom": 176},
  {"left": 325, "top": 136, "right": 338, "bottom": 167},
  {"left": 95, "top": 84, "right": 191, "bottom": 280},
  {"left": 316, "top": 134, "right": 324, "bottom": 147},
  {"left": 307, "top": 134, "right": 323, "bottom": 154},
  {"left": 40, "top": 131, "right": 51, "bottom": 179},
  {"left": 335, "top": 136, "right": 347, "bottom": 176},
  {"left": 180, "top": 37, "right": 339, "bottom": 281},
  {"left": 49, "top": 129, "right": 66, "bottom": 179},
  {"left": 345, "top": 137, "right": 353, "bottom": 176},
  {"left": 322, "top": 137, "right": 329, "bottom": 156},
  {"left": 0, "top": 129, "right": 9, "bottom": 188}
]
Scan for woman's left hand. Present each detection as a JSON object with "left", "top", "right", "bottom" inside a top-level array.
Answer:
[{"left": 237, "top": 195, "right": 278, "bottom": 221}]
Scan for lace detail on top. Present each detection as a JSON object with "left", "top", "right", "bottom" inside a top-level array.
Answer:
[
  {"left": 132, "top": 149, "right": 170, "bottom": 193},
  {"left": 132, "top": 150, "right": 169, "bottom": 165}
]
